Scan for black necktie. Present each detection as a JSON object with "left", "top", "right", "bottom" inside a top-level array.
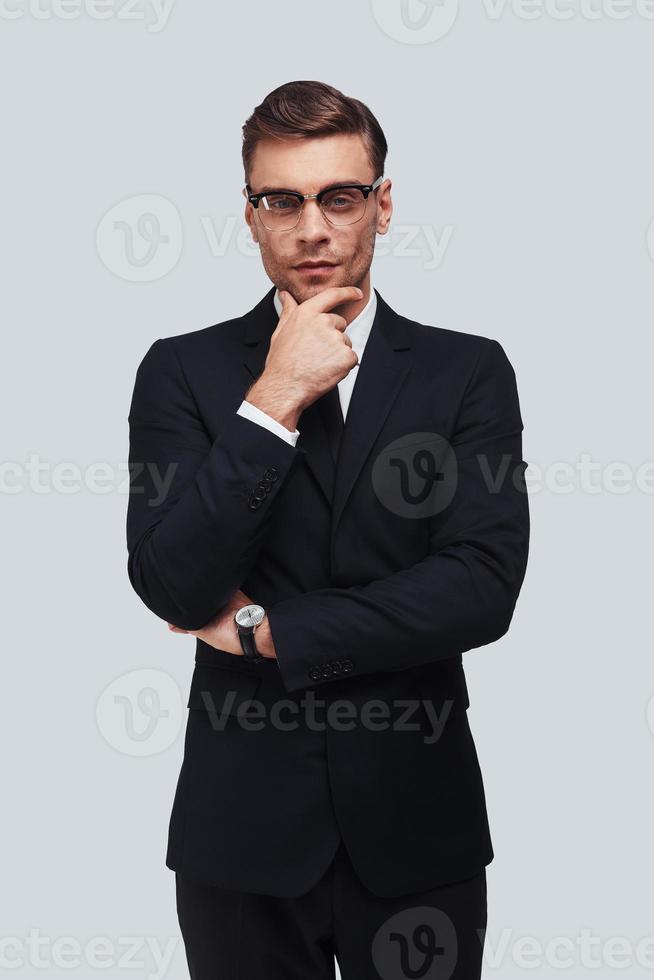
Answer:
[{"left": 318, "top": 385, "right": 344, "bottom": 463}]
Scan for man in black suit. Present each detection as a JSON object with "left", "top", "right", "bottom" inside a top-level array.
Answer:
[{"left": 126, "top": 80, "right": 530, "bottom": 980}]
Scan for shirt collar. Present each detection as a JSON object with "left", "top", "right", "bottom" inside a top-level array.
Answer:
[{"left": 273, "top": 285, "right": 378, "bottom": 359}]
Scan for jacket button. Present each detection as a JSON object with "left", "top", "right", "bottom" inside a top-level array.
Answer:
[
  {"left": 308, "top": 666, "right": 322, "bottom": 681},
  {"left": 252, "top": 486, "right": 267, "bottom": 500},
  {"left": 257, "top": 479, "right": 272, "bottom": 493},
  {"left": 264, "top": 467, "right": 279, "bottom": 482},
  {"left": 342, "top": 659, "right": 354, "bottom": 672},
  {"left": 321, "top": 664, "right": 333, "bottom": 679},
  {"left": 248, "top": 496, "right": 263, "bottom": 510}
]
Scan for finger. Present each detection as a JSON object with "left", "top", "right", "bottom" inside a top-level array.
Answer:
[
  {"left": 278, "top": 290, "right": 298, "bottom": 316},
  {"left": 327, "top": 313, "right": 348, "bottom": 333},
  {"left": 303, "top": 286, "right": 363, "bottom": 315}
]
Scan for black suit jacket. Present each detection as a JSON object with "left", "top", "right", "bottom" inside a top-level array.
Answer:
[{"left": 126, "top": 285, "right": 530, "bottom": 897}]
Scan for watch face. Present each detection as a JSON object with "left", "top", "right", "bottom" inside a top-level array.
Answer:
[{"left": 235, "top": 603, "right": 265, "bottom": 629}]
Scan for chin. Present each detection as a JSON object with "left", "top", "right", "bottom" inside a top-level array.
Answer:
[{"left": 296, "top": 273, "right": 346, "bottom": 292}]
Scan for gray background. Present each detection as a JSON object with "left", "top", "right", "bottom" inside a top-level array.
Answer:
[{"left": 2, "top": 1, "right": 653, "bottom": 977}]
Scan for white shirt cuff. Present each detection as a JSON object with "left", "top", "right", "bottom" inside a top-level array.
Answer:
[{"left": 237, "top": 400, "right": 300, "bottom": 447}]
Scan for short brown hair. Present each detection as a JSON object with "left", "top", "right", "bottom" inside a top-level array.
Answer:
[{"left": 242, "top": 80, "right": 388, "bottom": 187}]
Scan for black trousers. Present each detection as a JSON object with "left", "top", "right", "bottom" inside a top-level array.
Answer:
[{"left": 175, "top": 841, "right": 487, "bottom": 979}]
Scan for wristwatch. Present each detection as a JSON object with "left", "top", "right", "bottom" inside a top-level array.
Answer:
[{"left": 234, "top": 603, "right": 267, "bottom": 663}]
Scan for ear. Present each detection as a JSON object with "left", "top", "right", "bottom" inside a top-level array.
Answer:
[
  {"left": 244, "top": 198, "right": 259, "bottom": 243},
  {"left": 375, "top": 178, "right": 393, "bottom": 236}
]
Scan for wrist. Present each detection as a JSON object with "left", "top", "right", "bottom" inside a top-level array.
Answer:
[
  {"left": 246, "top": 374, "right": 305, "bottom": 431},
  {"left": 256, "top": 613, "right": 276, "bottom": 659}
]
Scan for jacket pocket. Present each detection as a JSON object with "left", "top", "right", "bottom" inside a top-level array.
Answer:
[
  {"left": 413, "top": 659, "right": 470, "bottom": 726},
  {"left": 187, "top": 663, "right": 262, "bottom": 721}
]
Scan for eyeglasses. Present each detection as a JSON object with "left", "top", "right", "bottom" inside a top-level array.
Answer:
[{"left": 244, "top": 176, "right": 384, "bottom": 231}]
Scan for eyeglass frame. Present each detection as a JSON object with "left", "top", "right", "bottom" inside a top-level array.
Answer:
[{"left": 243, "top": 175, "right": 384, "bottom": 230}]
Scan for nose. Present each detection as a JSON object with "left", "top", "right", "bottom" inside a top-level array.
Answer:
[{"left": 295, "top": 199, "right": 331, "bottom": 244}]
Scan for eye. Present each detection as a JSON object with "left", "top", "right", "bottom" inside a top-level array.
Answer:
[
  {"left": 264, "top": 194, "right": 300, "bottom": 211},
  {"left": 322, "top": 189, "right": 361, "bottom": 209}
]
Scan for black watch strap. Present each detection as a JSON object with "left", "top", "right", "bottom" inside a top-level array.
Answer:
[{"left": 238, "top": 626, "right": 265, "bottom": 663}]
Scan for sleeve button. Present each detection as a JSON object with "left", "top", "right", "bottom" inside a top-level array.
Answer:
[
  {"left": 308, "top": 666, "right": 322, "bottom": 681},
  {"left": 264, "top": 467, "right": 279, "bottom": 482},
  {"left": 248, "top": 496, "right": 263, "bottom": 510}
]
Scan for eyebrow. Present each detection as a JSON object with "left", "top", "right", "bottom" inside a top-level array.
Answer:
[{"left": 254, "top": 178, "right": 369, "bottom": 195}]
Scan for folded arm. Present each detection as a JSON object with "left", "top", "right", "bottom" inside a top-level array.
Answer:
[
  {"left": 267, "top": 338, "right": 531, "bottom": 693},
  {"left": 126, "top": 337, "right": 303, "bottom": 630}
]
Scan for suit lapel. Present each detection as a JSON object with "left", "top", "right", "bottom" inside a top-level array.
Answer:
[
  {"left": 240, "top": 286, "right": 413, "bottom": 519},
  {"left": 241, "top": 285, "right": 277, "bottom": 383}
]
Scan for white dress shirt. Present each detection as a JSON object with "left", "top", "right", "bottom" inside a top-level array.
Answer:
[{"left": 236, "top": 285, "right": 378, "bottom": 446}]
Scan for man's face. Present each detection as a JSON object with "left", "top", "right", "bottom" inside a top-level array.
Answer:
[{"left": 244, "top": 133, "right": 392, "bottom": 304}]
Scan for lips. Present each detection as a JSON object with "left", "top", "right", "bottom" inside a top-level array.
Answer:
[{"left": 294, "top": 261, "right": 337, "bottom": 269}]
